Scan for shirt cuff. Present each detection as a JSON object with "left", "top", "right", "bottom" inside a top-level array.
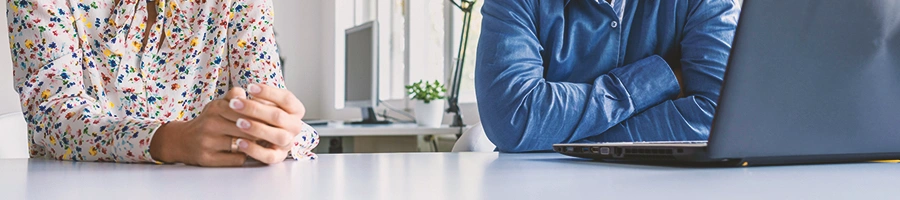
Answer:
[
  {"left": 608, "top": 55, "right": 680, "bottom": 112},
  {"left": 138, "top": 120, "right": 167, "bottom": 164}
]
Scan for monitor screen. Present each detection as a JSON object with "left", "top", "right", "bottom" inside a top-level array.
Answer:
[{"left": 345, "top": 22, "right": 376, "bottom": 107}]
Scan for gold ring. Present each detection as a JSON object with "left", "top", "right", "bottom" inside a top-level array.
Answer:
[{"left": 230, "top": 137, "right": 239, "bottom": 153}]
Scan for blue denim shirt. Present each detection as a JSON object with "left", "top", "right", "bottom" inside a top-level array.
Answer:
[{"left": 475, "top": 0, "right": 741, "bottom": 152}]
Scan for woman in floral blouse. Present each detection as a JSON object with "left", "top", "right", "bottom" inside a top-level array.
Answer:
[{"left": 8, "top": 0, "right": 313, "bottom": 166}]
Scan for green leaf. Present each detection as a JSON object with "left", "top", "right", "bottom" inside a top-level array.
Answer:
[{"left": 405, "top": 79, "right": 447, "bottom": 103}]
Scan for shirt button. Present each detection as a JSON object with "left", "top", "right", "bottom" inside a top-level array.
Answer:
[{"left": 611, "top": 21, "right": 618, "bottom": 28}]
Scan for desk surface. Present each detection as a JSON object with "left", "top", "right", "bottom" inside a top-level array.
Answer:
[
  {"left": 1, "top": 152, "right": 897, "bottom": 200},
  {"left": 312, "top": 122, "right": 464, "bottom": 136}
]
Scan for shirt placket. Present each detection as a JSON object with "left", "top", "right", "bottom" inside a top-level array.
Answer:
[
  {"left": 600, "top": 0, "right": 625, "bottom": 67},
  {"left": 139, "top": 0, "right": 168, "bottom": 118}
]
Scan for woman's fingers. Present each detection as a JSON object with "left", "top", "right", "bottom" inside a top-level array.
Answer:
[
  {"left": 254, "top": 99, "right": 277, "bottom": 107},
  {"left": 224, "top": 87, "right": 247, "bottom": 100},
  {"left": 236, "top": 138, "right": 289, "bottom": 165},
  {"left": 210, "top": 95, "right": 296, "bottom": 148},
  {"left": 228, "top": 98, "right": 301, "bottom": 133},
  {"left": 235, "top": 118, "right": 295, "bottom": 148},
  {"left": 183, "top": 87, "right": 295, "bottom": 167},
  {"left": 245, "top": 84, "right": 305, "bottom": 116},
  {"left": 203, "top": 101, "right": 259, "bottom": 140},
  {"left": 216, "top": 93, "right": 279, "bottom": 125}
]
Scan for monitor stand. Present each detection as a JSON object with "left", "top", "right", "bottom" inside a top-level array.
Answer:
[{"left": 346, "top": 107, "right": 392, "bottom": 124}]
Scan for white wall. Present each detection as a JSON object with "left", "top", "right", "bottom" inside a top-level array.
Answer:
[
  {"left": 273, "top": 0, "right": 368, "bottom": 121},
  {"left": 272, "top": 0, "right": 324, "bottom": 119}
]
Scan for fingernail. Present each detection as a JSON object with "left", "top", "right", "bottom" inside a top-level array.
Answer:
[
  {"left": 247, "top": 84, "right": 261, "bottom": 94},
  {"left": 236, "top": 118, "right": 251, "bottom": 129},
  {"left": 236, "top": 138, "right": 249, "bottom": 149},
  {"left": 229, "top": 99, "right": 244, "bottom": 110}
]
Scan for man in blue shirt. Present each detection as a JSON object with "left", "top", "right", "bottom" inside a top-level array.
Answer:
[{"left": 475, "top": 0, "right": 741, "bottom": 152}]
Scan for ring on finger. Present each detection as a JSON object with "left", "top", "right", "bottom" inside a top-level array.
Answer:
[{"left": 230, "top": 137, "right": 239, "bottom": 153}]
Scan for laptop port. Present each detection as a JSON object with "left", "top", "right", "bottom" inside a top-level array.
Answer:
[
  {"left": 613, "top": 147, "right": 624, "bottom": 157},
  {"left": 581, "top": 147, "right": 590, "bottom": 153},
  {"left": 590, "top": 147, "right": 600, "bottom": 153},
  {"left": 599, "top": 147, "right": 610, "bottom": 155}
]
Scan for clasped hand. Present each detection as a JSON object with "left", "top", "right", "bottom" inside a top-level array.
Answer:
[{"left": 150, "top": 84, "right": 305, "bottom": 167}]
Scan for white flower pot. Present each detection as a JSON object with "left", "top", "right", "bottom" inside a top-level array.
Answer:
[{"left": 414, "top": 99, "right": 445, "bottom": 128}]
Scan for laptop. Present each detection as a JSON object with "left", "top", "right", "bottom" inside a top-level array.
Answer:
[{"left": 554, "top": 0, "right": 900, "bottom": 166}]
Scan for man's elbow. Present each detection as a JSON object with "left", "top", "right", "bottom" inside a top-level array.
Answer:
[
  {"left": 485, "top": 130, "right": 528, "bottom": 153},
  {"left": 481, "top": 119, "right": 542, "bottom": 153},
  {"left": 481, "top": 114, "right": 527, "bottom": 152},
  {"left": 475, "top": 79, "right": 547, "bottom": 153}
]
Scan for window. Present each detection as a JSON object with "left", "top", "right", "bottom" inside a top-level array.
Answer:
[
  {"left": 407, "top": 0, "right": 446, "bottom": 85},
  {"left": 448, "top": 0, "right": 482, "bottom": 103},
  {"left": 336, "top": 0, "right": 459, "bottom": 107},
  {"left": 335, "top": 0, "right": 410, "bottom": 109}
]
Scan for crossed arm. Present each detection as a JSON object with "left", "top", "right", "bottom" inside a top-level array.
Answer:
[{"left": 475, "top": 0, "right": 740, "bottom": 152}]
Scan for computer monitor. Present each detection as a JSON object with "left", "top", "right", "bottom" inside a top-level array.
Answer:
[{"left": 344, "top": 21, "right": 390, "bottom": 124}]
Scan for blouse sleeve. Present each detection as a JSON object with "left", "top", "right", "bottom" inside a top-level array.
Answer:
[
  {"left": 226, "top": 0, "right": 285, "bottom": 89},
  {"left": 8, "top": 0, "right": 164, "bottom": 163},
  {"left": 225, "top": 0, "right": 318, "bottom": 160}
]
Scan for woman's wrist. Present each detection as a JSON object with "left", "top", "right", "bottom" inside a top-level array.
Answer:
[{"left": 150, "top": 121, "right": 186, "bottom": 163}]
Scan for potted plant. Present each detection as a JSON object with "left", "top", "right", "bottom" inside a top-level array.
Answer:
[{"left": 406, "top": 80, "right": 447, "bottom": 127}]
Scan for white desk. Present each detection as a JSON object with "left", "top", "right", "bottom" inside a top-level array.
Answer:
[
  {"left": 310, "top": 123, "right": 465, "bottom": 152},
  {"left": 2, "top": 153, "right": 898, "bottom": 199},
  {"left": 311, "top": 122, "right": 465, "bottom": 137}
]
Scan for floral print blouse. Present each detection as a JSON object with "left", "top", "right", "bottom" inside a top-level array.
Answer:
[{"left": 8, "top": 0, "right": 291, "bottom": 163}]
